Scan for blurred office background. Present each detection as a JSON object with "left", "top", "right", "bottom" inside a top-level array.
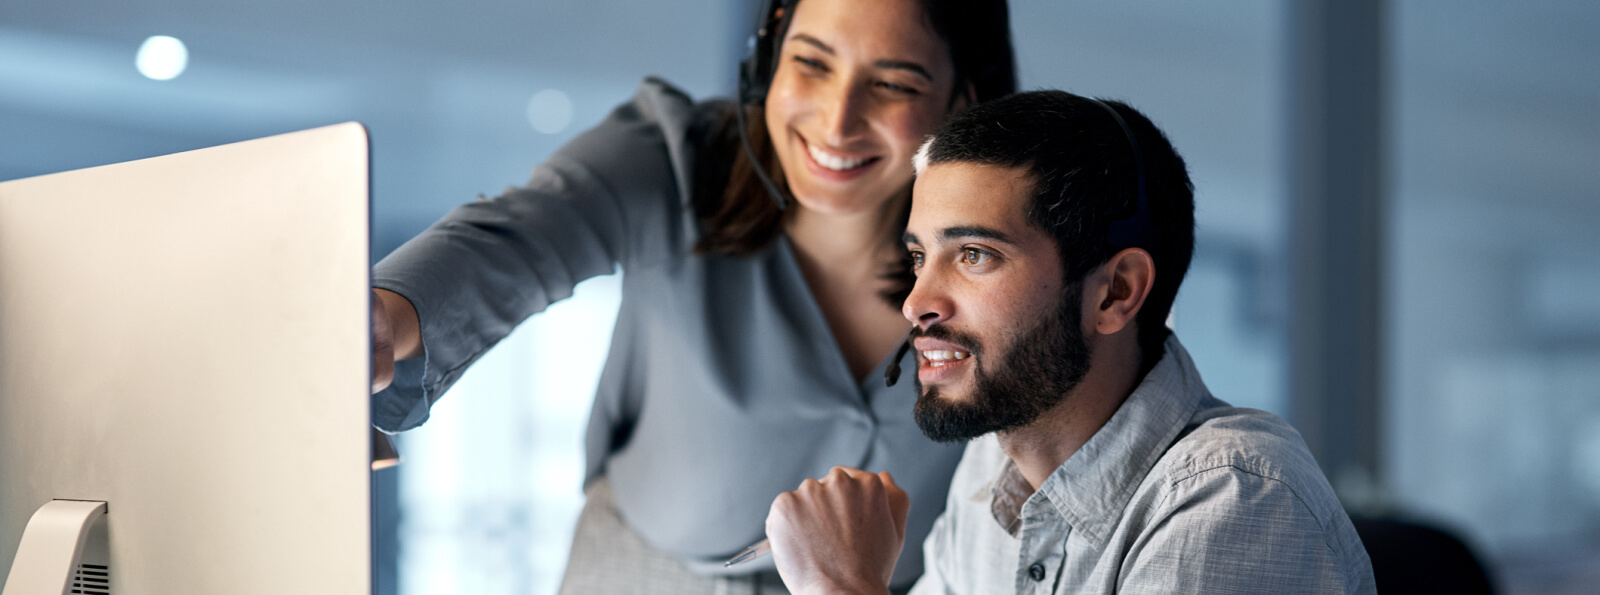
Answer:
[{"left": 2, "top": 1, "right": 1596, "bottom": 593}]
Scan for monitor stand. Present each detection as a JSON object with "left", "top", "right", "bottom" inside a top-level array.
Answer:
[{"left": 2, "top": 501, "right": 109, "bottom": 595}]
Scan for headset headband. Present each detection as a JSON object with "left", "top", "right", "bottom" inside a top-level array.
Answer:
[{"left": 1088, "top": 98, "right": 1152, "bottom": 248}]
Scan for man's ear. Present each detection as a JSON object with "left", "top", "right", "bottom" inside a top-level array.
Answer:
[{"left": 1089, "top": 248, "right": 1155, "bottom": 337}]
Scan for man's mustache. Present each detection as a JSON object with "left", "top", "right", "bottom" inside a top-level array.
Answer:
[{"left": 909, "top": 324, "right": 985, "bottom": 359}]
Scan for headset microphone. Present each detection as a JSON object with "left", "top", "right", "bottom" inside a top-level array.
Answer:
[{"left": 883, "top": 334, "right": 914, "bottom": 387}]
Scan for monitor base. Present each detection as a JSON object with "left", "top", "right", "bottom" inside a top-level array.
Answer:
[{"left": 2, "top": 500, "right": 108, "bottom": 595}]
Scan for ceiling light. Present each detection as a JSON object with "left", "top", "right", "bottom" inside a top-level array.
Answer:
[{"left": 136, "top": 35, "right": 188, "bottom": 81}]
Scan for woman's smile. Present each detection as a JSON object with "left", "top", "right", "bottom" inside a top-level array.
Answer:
[{"left": 799, "top": 133, "right": 881, "bottom": 181}]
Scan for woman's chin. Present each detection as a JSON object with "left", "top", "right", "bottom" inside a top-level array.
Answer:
[
  {"left": 790, "top": 193, "right": 881, "bottom": 217},
  {"left": 787, "top": 181, "right": 905, "bottom": 218}
]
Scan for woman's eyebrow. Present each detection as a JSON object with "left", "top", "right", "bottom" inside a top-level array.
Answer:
[
  {"left": 874, "top": 60, "right": 933, "bottom": 83},
  {"left": 790, "top": 34, "right": 835, "bottom": 55},
  {"left": 789, "top": 33, "right": 934, "bottom": 83}
]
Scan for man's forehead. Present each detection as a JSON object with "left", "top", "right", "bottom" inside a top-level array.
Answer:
[{"left": 908, "top": 162, "right": 1034, "bottom": 242}]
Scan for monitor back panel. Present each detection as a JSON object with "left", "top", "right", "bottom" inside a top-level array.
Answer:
[{"left": 0, "top": 123, "right": 371, "bottom": 594}]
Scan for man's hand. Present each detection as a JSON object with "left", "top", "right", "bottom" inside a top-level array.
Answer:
[{"left": 766, "top": 466, "right": 910, "bottom": 595}]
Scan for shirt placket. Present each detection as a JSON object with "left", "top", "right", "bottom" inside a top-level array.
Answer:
[{"left": 1013, "top": 495, "right": 1071, "bottom": 595}]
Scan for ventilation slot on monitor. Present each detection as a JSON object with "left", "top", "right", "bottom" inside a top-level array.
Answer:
[{"left": 72, "top": 563, "right": 110, "bottom": 594}]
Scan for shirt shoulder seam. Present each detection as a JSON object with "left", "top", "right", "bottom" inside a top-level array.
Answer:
[{"left": 1164, "top": 463, "right": 1345, "bottom": 561}]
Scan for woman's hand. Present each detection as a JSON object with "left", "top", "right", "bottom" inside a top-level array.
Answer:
[
  {"left": 370, "top": 289, "right": 420, "bottom": 393},
  {"left": 766, "top": 467, "right": 909, "bottom": 595}
]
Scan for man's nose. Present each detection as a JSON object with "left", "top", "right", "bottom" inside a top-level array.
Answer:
[{"left": 902, "top": 271, "right": 954, "bottom": 330}]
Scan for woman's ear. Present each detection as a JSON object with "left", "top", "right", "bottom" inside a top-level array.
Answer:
[{"left": 1091, "top": 248, "right": 1155, "bottom": 337}]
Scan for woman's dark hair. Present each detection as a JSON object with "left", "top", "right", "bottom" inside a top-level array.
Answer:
[{"left": 693, "top": 0, "right": 1018, "bottom": 279}]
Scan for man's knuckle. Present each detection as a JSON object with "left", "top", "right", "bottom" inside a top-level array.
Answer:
[{"left": 772, "top": 492, "right": 795, "bottom": 513}]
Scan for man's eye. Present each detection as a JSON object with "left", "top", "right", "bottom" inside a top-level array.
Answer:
[
  {"left": 962, "top": 248, "right": 990, "bottom": 266},
  {"left": 908, "top": 251, "right": 925, "bottom": 269}
]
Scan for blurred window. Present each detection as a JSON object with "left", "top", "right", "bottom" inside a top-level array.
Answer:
[{"left": 1385, "top": 2, "right": 1600, "bottom": 592}]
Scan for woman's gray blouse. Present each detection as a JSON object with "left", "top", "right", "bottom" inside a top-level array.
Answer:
[{"left": 371, "top": 78, "right": 964, "bottom": 585}]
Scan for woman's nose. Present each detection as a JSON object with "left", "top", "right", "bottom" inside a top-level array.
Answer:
[{"left": 818, "top": 80, "right": 869, "bottom": 146}]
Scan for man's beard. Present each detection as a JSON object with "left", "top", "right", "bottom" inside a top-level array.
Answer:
[{"left": 912, "top": 285, "right": 1093, "bottom": 443}]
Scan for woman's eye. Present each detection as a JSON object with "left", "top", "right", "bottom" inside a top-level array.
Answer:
[
  {"left": 876, "top": 81, "right": 920, "bottom": 95},
  {"left": 962, "top": 248, "right": 991, "bottom": 266},
  {"left": 793, "top": 56, "right": 827, "bottom": 72}
]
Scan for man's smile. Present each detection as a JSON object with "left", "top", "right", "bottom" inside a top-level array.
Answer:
[
  {"left": 914, "top": 337, "right": 975, "bottom": 383},
  {"left": 920, "top": 349, "right": 970, "bottom": 365}
]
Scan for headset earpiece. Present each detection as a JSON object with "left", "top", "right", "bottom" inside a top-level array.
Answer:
[
  {"left": 735, "top": 0, "right": 792, "bottom": 210},
  {"left": 738, "top": 0, "right": 787, "bottom": 107}
]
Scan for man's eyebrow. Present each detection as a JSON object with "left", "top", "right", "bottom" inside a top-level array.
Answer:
[
  {"left": 940, "top": 226, "right": 1016, "bottom": 245},
  {"left": 902, "top": 231, "right": 921, "bottom": 245},
  {"left": 874, "top": 60, "right": 934, "bottom": 83},
  {"left": 790, "top": 34, "right": 834, "bottom": 55}
]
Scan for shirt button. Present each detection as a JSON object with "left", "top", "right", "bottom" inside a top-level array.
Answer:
[{"left": 1028, "top": 562, "right": 1046, "bottom": 582}]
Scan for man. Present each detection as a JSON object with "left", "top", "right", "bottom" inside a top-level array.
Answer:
[{"left": 764, "top": 91, "right": 1376, "bottom": 594}]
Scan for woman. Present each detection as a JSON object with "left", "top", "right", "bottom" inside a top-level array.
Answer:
[{"left": 368, "top": 0, "right": 1016, "bottom": 592}]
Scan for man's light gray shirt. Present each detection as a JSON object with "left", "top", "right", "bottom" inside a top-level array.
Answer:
[{"left": 911, "top": 336, "right": 1376, "bottom": 595}]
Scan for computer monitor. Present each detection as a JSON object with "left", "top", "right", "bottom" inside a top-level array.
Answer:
[{"left": 0, "top": 123, "right": 372, "bottom": 594}]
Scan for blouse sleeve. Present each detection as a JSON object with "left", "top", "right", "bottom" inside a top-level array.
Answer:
[{"left": 370, "top": 78, "right": 706, "bottom": 432}]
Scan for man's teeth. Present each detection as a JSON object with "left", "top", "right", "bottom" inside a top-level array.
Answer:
[
  {"left": 807, "top": 144, "right": 869, "bottom": 171},
  {"left": 921, "top": 350, "right": 971, "bottom": 365}
]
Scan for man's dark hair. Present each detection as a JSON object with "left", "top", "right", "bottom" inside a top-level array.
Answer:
[{"left": 918, "top": 90, "right": 1195, "bottom": 361}]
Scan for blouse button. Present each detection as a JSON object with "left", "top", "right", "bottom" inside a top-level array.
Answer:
[{"left": 1028, "top": 562, "right": 1046, "bottom": 581}]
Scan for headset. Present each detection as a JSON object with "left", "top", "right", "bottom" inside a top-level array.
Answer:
[
  {"left": 883, "top": 96, "right": 1152, "bottom": 388},
  {"left": 1090, "top": 98, "right": 1152, "bottom": 250},
  {"left": 736, "top": 0, "right": 794, "bottom": 210}
]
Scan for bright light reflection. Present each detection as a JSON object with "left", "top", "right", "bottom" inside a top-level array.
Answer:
[
  {"left": 526, "top": 89, "right": 573, "bottom": 135},
  {"left": 136, "top": 35, "right": 188, "bottom": 81}
]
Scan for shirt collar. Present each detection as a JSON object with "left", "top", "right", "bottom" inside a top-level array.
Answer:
[{"left": 988, "top": 334, "right": 1210, "bottom": 548}]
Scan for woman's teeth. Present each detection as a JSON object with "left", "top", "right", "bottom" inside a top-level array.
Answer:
[
  {"left": 921, "top": 350, "right": 971, "bottom": 367},
  {"left": 807, "top": 143, "right": 870, "bottom": 171}
]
